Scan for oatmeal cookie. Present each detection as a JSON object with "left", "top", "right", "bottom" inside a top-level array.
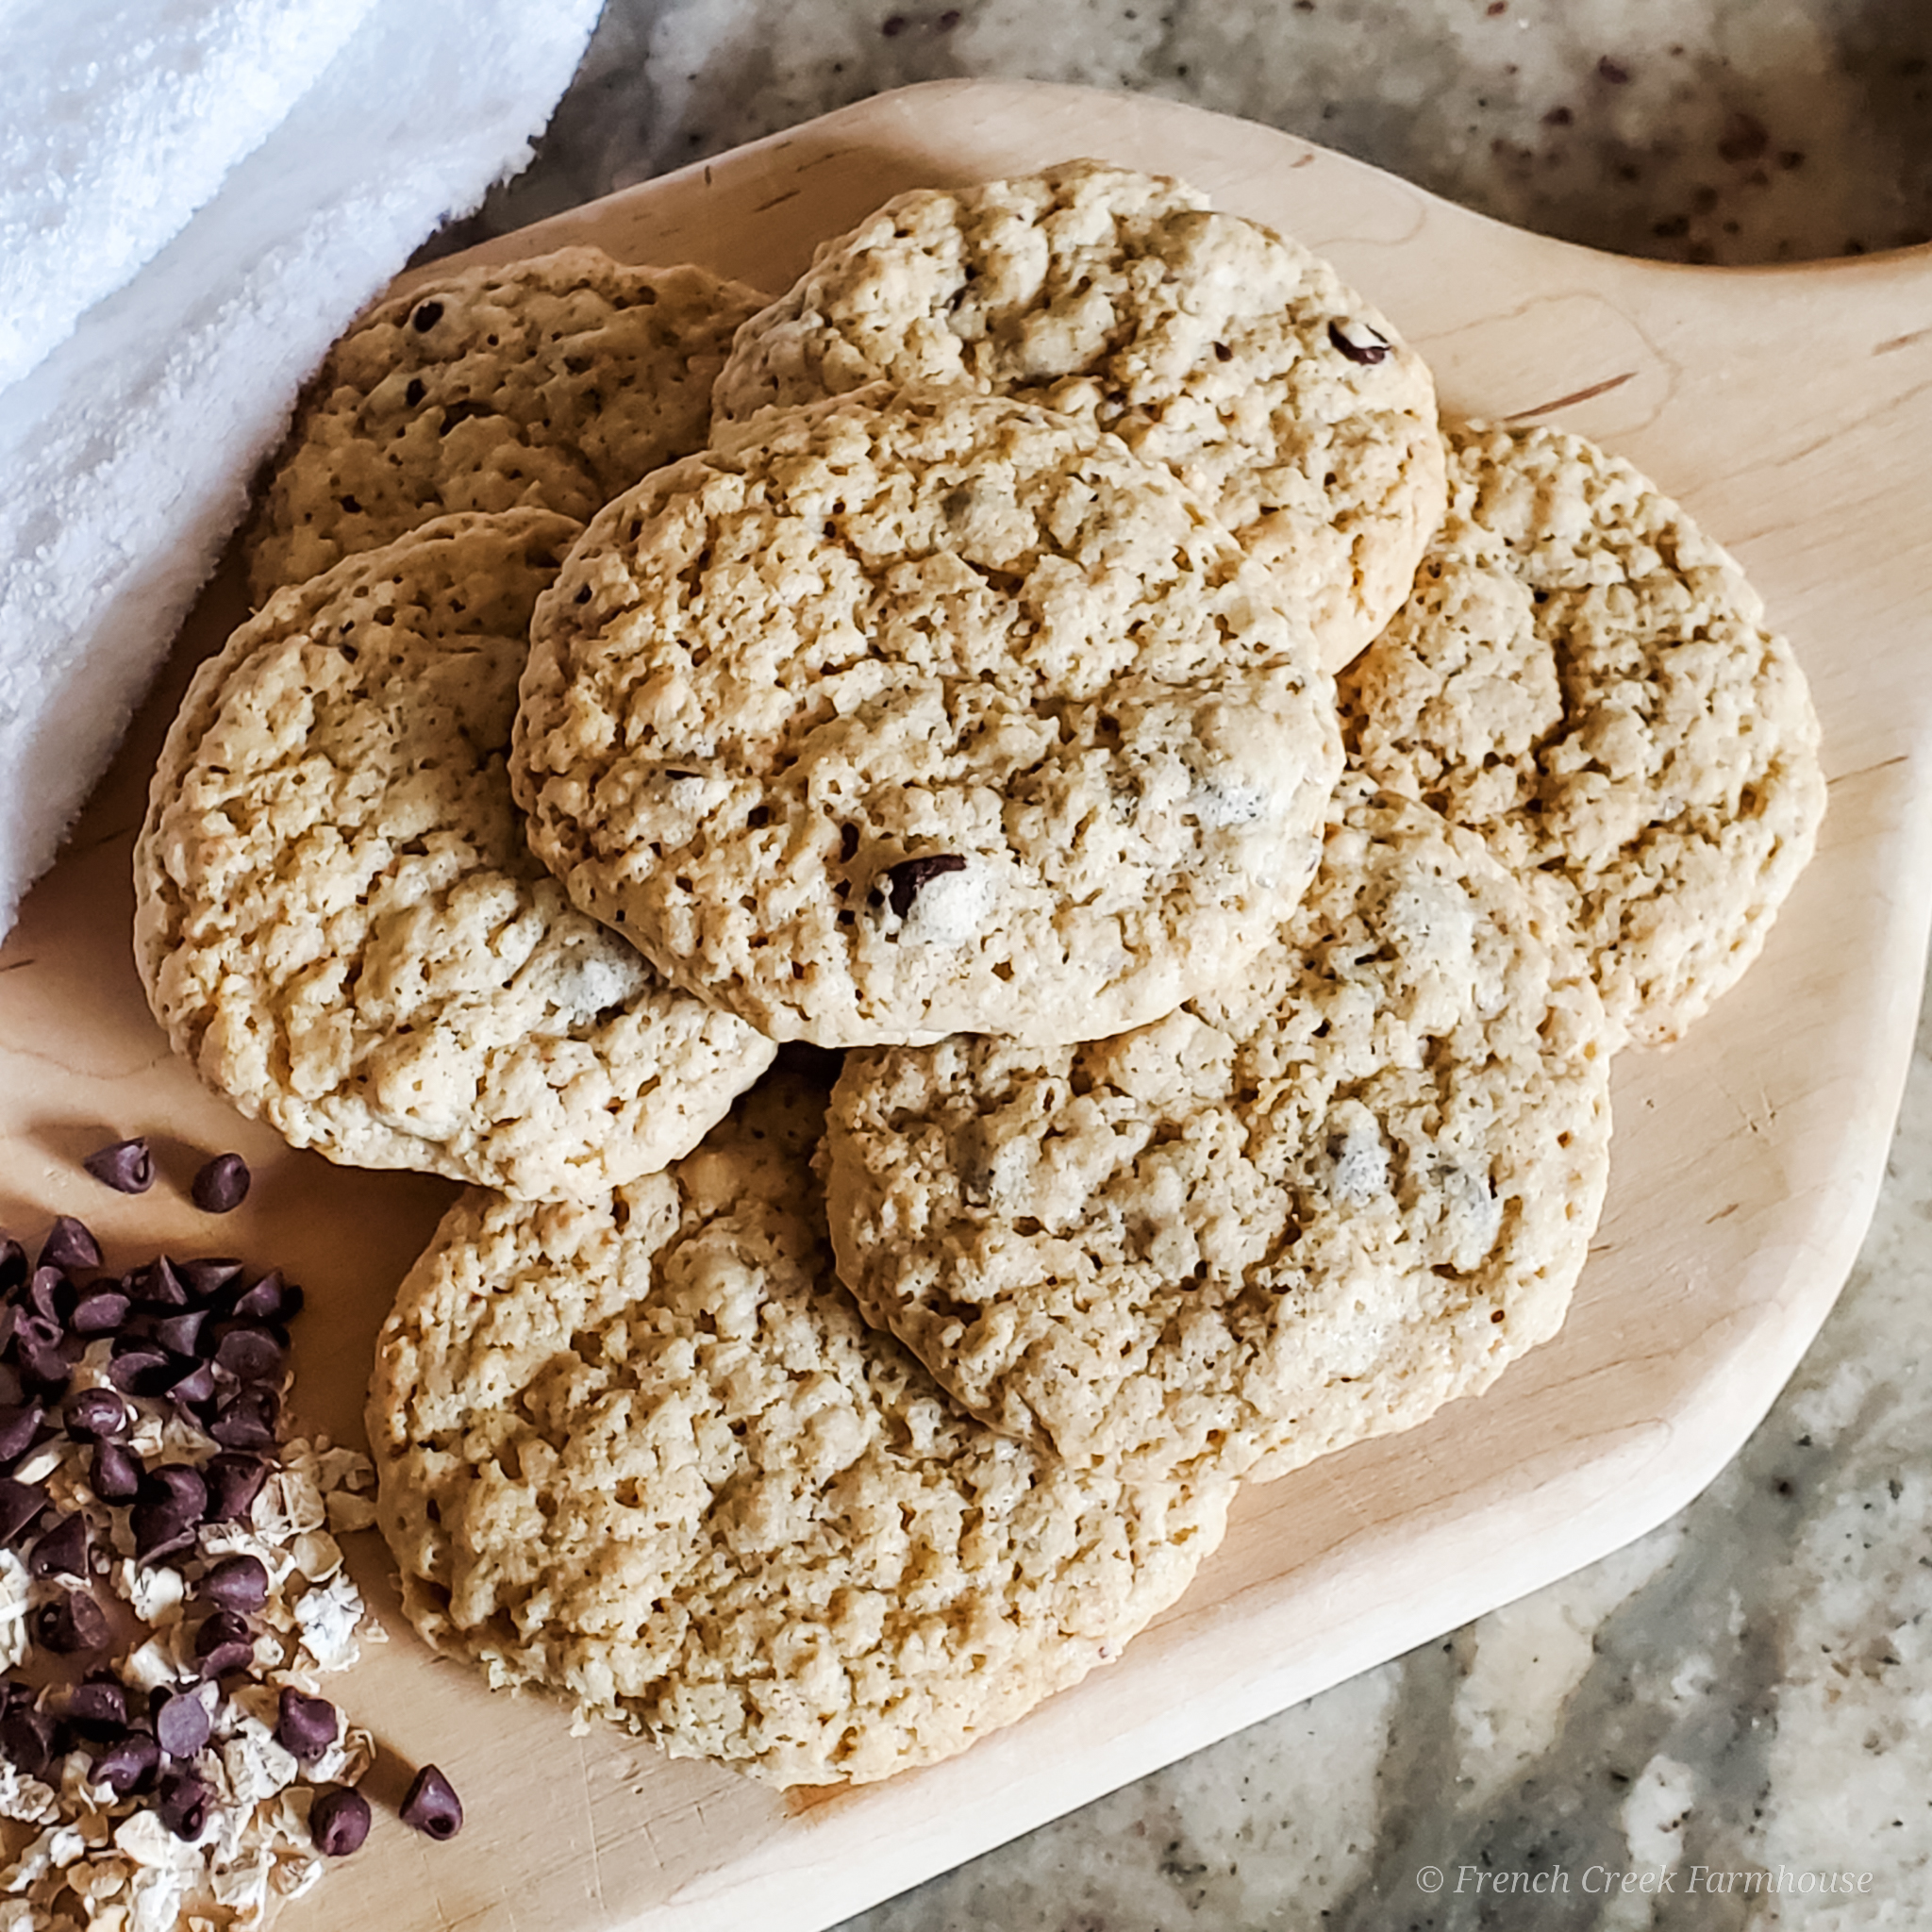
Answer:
[
  {"left": 368, "top": 1066, "right": 1233, "bottom": 1787},
  {"left": 247, "top": 246, "right": 765, "bottom": 602},
  {"left": 1341, "top": 419, "right": 1826, "bottom": 1049},
  {"left": 711, "top": 158, "right": 1444, "bottom": 667},
  {"left": 824, "top": 776, "right": 1614, "bottom": 1484},
  {"left": 512, "top": 383, "right": 1342, "bottom": 1047},
  {"left": 134, "top": 510, "right": 774, "bottom": 1199}
]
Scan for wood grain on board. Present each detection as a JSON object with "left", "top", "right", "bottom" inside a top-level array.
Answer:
[{"left": 2, "top": 79, "right": 1929, "bottom": 1932}]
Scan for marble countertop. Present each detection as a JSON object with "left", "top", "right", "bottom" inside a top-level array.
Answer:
[{"left": 448, "top": 4, "right": 1932, "bottom": 1925}]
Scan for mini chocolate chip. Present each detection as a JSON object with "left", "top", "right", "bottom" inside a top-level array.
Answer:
[
  {"left": 33, "top": 1588, "right": 109, "bottom": 1653},
  {"left": 209, "top": 1385, "right": 278, "bottom": 1451},
  {"left": 154, "top": 1682, "right": 216, "bottom": 1757},
  {"left": 65, "top": 1387, "right": 129, "bottom": 1441},
  {"left": 26, "top": 1267, "right": 70, "bottom": 1324},
  {"left": 28, "top": 1511, "right": 88, "bottom": 1578},
  {"left": 92, "top": 1726, "right": 159, "bottom": 1794},
  {"left": 12, "top": 1316, "right": 70, "bottom": 1394},
  {"left": 131, "top": 1257, "right": 189, "bottom": 1308},
  {"left": 400, "top": 1763, "right": 464, "bottom": 1840},
  {"left": 232, "top": 1270, "right": 303, "bottom": 1323},
  {"left": 200, "top": 1554, "right": 270, "bottom": 1612},
  {"left": 70, "top": 1290, "right": 130, "bottom": 1336},
  {"left": 0, "top": 1403, "right": 42, "bottom": 1463},
  {"left": 1213, "top": 341, "right": 1233, "bottom": 360},
  {"left": 403, "top": 377, "right": 425, "bottom": 408},
  {"left": 156, "top": 1765, "right": 211, "bottom": 1840},
  {"left": 178, "top": 1257, "right": 244, "bottom": 1303},
  {"left": 839, "top": 824, "right": 859, "bottom": 863},
  {"left": 409, "top": 299, "right": 443, "bottom": 332},
  {"left": 310, "top": 1783, "right": 372, "bottom": 1856},
  {"left": 191, "top": 1155, "right": 250, "bottom": 1215},
  {"left": 133, "top": 1497, "right": 202, "bottom": 1563},
  {"left": 0, "top": 1478, "right": 47, "bottom": 1544},
  {"left": 142, "top": 1464, "right": 208, "bottom": 1523},
  {"left": 91, "top": 1441, "right": 143, "bottom": 1502},
  {"left": 132, "top": 1468, "right": 206, "bottom": 1560},
  {"left": 275, "top": 1688, "right": 339, "bottom": 1761},
  {"left": 154, "top": 1310, "right": 207, "bottom": 1357},
  {"left": 38, "top": 1217, "right": 100, "bottom": 1273},
  {"left": 214, "top": 1325, "right": 284, "bottom": 1382},
  {"left": 193, "top": 1609, "right": 256, "bottom": 1678},
  {"left": 573, "top": 583, "right": 592, "bottom": 605},
  {"left": 107, "top": 1340, "right": 175, "bottom": 1396},
  {"left": 0, "top": 1703, "right": 55, "bottom": 1777},
  {"left": 202, "top": 1453, "right": 267, "bottom": 1524},
  {"left": 168, "top": 1360, "right": 218, "bottom": 1410},
  {"left": 881, "top": 854, "right": 968, "bottom": 920},
  {"left": 1327, "top": 319, "right": 1391, "bottom": 365},
  {"left": 65, "top": 1678, "right": 127, "bottom": 1739},
  {"left": 83, "top": 1139, "right": 154, "bottom": 1194}
]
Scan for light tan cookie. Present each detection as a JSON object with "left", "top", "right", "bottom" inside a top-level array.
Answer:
[
  {"left": 1340, "top": 419, "right": 1826, "bottom": 1050},
  {"left": 135, "top": 510, "right": 774, "bottom": 1200},
  {"left": 246, "top": 246, "right": 766, "bottom": 603},
  {"left": 824, "top": 775, "right": 1614, "bottom": 1486},
  {"left": 513, "top": 383, "right": 1343, "bottom": 1048},
  {"left": 368, "top": 1065, "right": 1233, "bottom": 1788},
  {"left": 710, "top": 158, "right": 1445, "bottom": 667}
]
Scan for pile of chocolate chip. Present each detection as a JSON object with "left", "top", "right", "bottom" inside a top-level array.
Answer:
[{"left": 0, "top": 1149, "right": 462, "bottom": 1927}]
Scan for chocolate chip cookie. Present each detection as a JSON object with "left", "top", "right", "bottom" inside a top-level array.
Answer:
[
  {"left": 136, "top": 510, "right": 774, "bottom": 1198},
  {"left": 513, "top": 383, "right": 1343, "bottom": 1047},
  {"left": 711, "top": 158, "right": 1444, "bottom": 667}
]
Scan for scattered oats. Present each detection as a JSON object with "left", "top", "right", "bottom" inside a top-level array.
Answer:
[
  {"left": 209, "top": 1855, "right": 273, "bottom": 1921},
  {"left": 112, "top": 1560, "right": 185, "bottom": 1628},
  {"left": 221, "top": 1717, "right": 299, "bottom": 1805},
  {"left": 324, "top": 1491, "right": 376, "bottom": 1534},
  {"left": 126, "top": 1865, "right": 189, "bottom": 1932},
  {"left": 253, "top": 1468, "right": 325, "bottom": 1542},
  {"left": 291, "top": 1574, "right": 363, "bottom": 1672},
  {"left": 269, "top": 1846, "right": 324, "bottom": 1901},
  {"left": 116, "top": 1636, "right": 180, "bottom": 1694},
  {"left": 315, "top": 1447, "right": 371, "bottom": 1493},
  {"left": 0, "top": 1765, "right": 59, "bottom": 1827},
  {"left": 290, "top": 1530, "right": 341, "bottom": 1581},
  {"left": 11, "top": 1444, "right": 62, "bottom": 1488},
  {"left": 112, "top": 1809, "right": 204, "bottom": 1870},
  {"left": 0, "top": 1823, "right": 79, "bottom": 1890},
  {"left": 308, "top": 1724, "right": 373, "bottom": 1788}
]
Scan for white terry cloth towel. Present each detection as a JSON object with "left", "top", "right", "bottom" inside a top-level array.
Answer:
[
  {"left": 0, "top": 0, "right": 604, "bottom": 939},
  {"left": 0, "top": 0, "right": 381, "bottom": 390}
]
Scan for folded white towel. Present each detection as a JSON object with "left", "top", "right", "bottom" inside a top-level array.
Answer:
[
  {"left": 0, "top": 0, "right": 603, "bottom": 937},
  {"left": 0, "top": 0, "right": 379, "bottom": 390}
]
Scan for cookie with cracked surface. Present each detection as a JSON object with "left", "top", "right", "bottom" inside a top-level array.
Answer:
[
  {"left": 134, "top": 510, "right": 774, "bottom": 1200},
  {"left": 246, "top": 245, "right": 766, "bottom": 603},
  {"left": 513, "top": 383, "right": 1343, "bottom": 1048},
  {"left": 824, "top": 775, "right": 1615, "bottom": 1486},
  {"left": 1340, "top": 419, "right": 1826, "bottom": 1050},
  {"left": 367, "top": 1065, "right": 1233, "bottom": 1787},
  {"left": 710, "top": 158, "right": 1444, "bottom": 668}
]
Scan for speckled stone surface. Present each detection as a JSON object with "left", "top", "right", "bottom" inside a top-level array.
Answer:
[
  {"left": 429, "top": 4, "right": 1932, "bottom": 1924},
  {"left": 442, "top": 0, "right": 1932, "bottom": 266}
]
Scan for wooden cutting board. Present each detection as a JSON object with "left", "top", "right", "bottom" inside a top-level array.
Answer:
[{"left": 4, "top": 78, "right": 1929, "bottom": 1932}]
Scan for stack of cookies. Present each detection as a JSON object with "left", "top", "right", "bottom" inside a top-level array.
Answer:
[{"left": 131, "top": 160, "right": 1826, "bottom": 1789}]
